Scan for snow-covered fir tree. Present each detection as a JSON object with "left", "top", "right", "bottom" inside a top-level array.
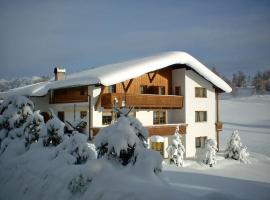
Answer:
[
  {"left": 203, "top": 139, "right": 218, "bottom": 167},
  {"left": 0, "top": 96, "right": 35, "bottom": 154},
  {"left": 166, "top": 125, "right": 185, "bottom": 167},
  {"left": 95, "top": 107, "right": 162, "bottom": 173},
  {"left": 55, "top": 131, "right": 97, "bottom": 164},
  {"left": 225, "top": 130, "right": 250, "bottom": 163},
  {"left": 43, "top": 109, "right": 65, "bottom": 146},
  {"left": 24, "top": 110, "right": 46, "bottom": 149}
]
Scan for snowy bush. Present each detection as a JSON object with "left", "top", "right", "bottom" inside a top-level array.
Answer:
[
  {"left": 43, "top": 109, "right": 64, "bottom": 146},
  {"left": 24, "top": 110, "right": 46, "bottom": 149},
  {"left": 203, "top": 139, "right": 218, "bottom": 167},
  {"left": 225, "top": 130, "right": 250, "bottom": 163},
  {"left": 0, "top": 96, "right": 35, "bottom": 155},
  {"left": 95, "top": 108, "right": 162, "bottom": 173},
  {"left": 68, "top": 173, "right": 92, "bottom": 193},
  {"left": 55, "top": 131, "right": 97, "bottom": 164},
  {"left": 166, "top": 125, "right": 185, "bottom": 167}
]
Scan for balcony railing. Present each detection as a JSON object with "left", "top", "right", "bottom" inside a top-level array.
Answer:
[{"left": 101, "top": 93, "right": 184, "bottom": 109}]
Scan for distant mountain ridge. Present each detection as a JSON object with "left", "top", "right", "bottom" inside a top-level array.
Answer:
[{"left": 0, "top": 76, "right": 50, "bottom": 92}]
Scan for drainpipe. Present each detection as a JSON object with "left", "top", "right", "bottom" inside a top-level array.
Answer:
[
  {"left": 88, "top": 94, "right": 92, "bottom": 140},
  {"left": 73, "top": 104, "right": 76, "bottom": 121}
]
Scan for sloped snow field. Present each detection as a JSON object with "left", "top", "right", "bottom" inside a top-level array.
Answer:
[{"left": 0, "top": 95, "right": 270, "bottom": 200}]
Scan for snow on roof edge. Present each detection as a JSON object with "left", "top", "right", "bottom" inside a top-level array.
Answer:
[{"left": 87, "top": 51, "right": 231, "bottom": 93}]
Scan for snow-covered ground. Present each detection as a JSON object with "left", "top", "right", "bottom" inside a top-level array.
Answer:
[
  {"left": 163, "top": 95, "right": 270, "bottom": 200},
  {"left": 0, "top": 95, "right": 270, "bottom": 200}
]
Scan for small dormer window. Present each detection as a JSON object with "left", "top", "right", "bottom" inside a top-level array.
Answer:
[{"left": 195, "top": 87, "right": 207, "bottom": 98}]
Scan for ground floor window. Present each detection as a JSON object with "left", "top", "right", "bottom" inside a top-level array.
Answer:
[
  {"left": 195, "top": 136, "right": 207, "bottom": 148},
  {"left": 153, "top": 110, "right": 166, "bottom": 124},
  {"left": 41, "top": 112, "right": 50, "bottom": 123},
  {"left": 151, "top": 142, "right": 164, "bottom": 156},
  {"left": 102, "top": 111, "right": 113, "bottom": 125},
  {"left": 57, "top": 111, "right": 65, "bottom": 122},
  {"left": 80, "top": 111, "right": 87, "bottom": 119}
]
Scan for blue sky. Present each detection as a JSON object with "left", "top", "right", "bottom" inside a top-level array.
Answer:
[{"left": 0, "top": 0, "right": 269, "bottom": 79}]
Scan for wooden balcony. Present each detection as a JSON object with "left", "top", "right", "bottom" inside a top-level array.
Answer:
[
  {"left": 147, "top": 124, "right": 187, "bottom": 136},
  {"left": 216, "top": 121, "right": 223, "bottom": 131},
  {"left": 101, "top": 93, "right": 184, "bottom": 109},
  {"left": 91, "top": 124, "right": 187, "bottom": 138}
]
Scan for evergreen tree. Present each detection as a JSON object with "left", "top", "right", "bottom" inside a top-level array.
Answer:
[
  {"left": 203, "top": 139, "right": 218, "bottom": 167},
  {"left": 166, "top": 125, "right": 185, "bottom": 167},
  {"left": 24, "top": 110, "right": 46, "bottom": 149},
  {"left": 95, "top": 107, "right": 162, "bottom": 173},
  {"left": 55, "top": 131, "right": 97, "bottom": 164},
  {"left": 225, "top": 130, "right": 250, "bottom": 164},
  {"left": 0, "top": 96, "right": 34, "bottom": 154},
  {"left": 43, "top": 109, "right": 65, "bottom": 146}
]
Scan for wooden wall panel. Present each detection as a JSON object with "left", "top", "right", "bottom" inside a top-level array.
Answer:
[
  {"left": 104, "top": 67, "right": 173, "bottom": 95},
  {"left": 51, "top": 86, "right": 88, "bottom": 104}
]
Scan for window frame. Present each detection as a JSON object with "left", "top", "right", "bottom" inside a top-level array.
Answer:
[
  {"left": 102, "top": 111, "right": 113, "bottom": 125},
  {"left": 175, "top": 86, "right": 181, "bottom": 95},
  {"left": 195, "top": 87, "right": 207, "bottom": 98},
  {"left": 153, "top": 110, "right": 166, "bottom": 125},
  {"left": 195, "top": 111, "right": 207, "bottom": 122},
  {"left": 80, "top": 111, "right": 87, "bottom": 119},
  {"left": 151, "top": 141, "right": 164, "bottom": 156},
  {"left": 140, "top": 85, "right": 148, "bottom": 94},
  {"left": 195, "top": 137, "right": 207, "bottom": 148}
]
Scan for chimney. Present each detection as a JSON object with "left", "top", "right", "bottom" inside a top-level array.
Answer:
[{"left": 54, "top": 67, "right": 66, "bottom": 81}]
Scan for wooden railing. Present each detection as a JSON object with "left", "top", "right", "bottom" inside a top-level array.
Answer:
[
  {"left": 101, "top": 93, "right": 184, "bottom": 109},
  {"left": 91, "top": 124, "right": 187, "bottom": 138},
  {"left": 216, "top": 121, "right": 223, "bottom": 131}
]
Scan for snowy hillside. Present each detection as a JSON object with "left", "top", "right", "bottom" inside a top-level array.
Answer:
[
  {"left": 0, "top": 76, "right": 50, "bottom": 92},
  {"left": 0, "top": 95, "right": 270, "bottom": 200}
]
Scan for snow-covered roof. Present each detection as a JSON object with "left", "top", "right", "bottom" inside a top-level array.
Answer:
[{"left": 0, "top": 51, "right": 232, "bottom": 98}]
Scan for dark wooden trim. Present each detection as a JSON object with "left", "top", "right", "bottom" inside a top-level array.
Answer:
[
  {"left": 95, "top": 85, "right": 105, "bottom": 110},
  {"left": 147, "top": 71, "right": 158, "bottom": 83},
  {"left": 121, "top": 79, "right": 134, "bottom": 92}
]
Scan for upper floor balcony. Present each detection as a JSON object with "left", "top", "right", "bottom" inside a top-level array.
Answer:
[{"left": 100, "top": 93, "right": 184, "bottom": 109}]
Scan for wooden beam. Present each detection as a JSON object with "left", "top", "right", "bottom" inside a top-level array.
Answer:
[
  {"left": 147, "top": 71, "right": 158, "bottom": 83},
  {"left": 94, "top": 85, "right": 105, "bottom": 111},
  {"left": 121, "top": 79, "right": 133, "bottom": 92}
]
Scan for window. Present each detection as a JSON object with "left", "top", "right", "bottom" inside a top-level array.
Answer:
[
  {"left": 80, "top": 111, "right": 87, "bottom": 119},
  {"left": 102, "top": 111, "right": 113, "bottom": 125},
  {"left": 108, "top": 85, "right": 116, "bottom": 93},
  {"left": 159, "top": 86, "right": 165, "bottom": 95},
  {"left": 195, "top": 87, "right": 207, "bottom": 98},
  {"left": 195, "top": 111, "right": 207, "bottom": 122},
  {"left": 151, "top": 142, "right": 164, "bottom": 156},
  {"left": 140, "top": 85, "right": 148, "bottom": 94},
  {"left": 57, "top": 111, "right": 65, "bottom": 122},
  {"left": 153, "top": 111, "right": 166, "bottom": 124},
  {"left": 175, "top": 86, "right": 181, "bottom": 95},
  {"left": 195, "top": 137, "right": 207, "bottom": 148}
]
